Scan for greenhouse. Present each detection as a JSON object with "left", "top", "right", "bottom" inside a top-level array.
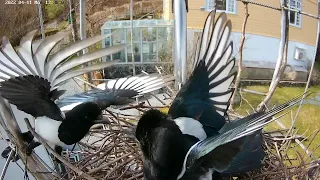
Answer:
[{"left": 101, "top": 19, "right": 174, "bottom": 64}]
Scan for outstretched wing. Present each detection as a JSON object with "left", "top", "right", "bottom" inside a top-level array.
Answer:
[
  {"left": 168, "top": 11, "right": 235, "bottom": 135},
  {"left": 0, "top": 75, "right": 64, "bottom": 120},
  {"left": 0, "top": 30, "right": 125, "bottom": 118},
  {"left": 57, "top": 73, "right": 174, "bottom": 111},
  {"left": 178, "top": 93, "right": 306, "bottom": 178}
]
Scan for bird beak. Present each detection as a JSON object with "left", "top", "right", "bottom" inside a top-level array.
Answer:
[{"left": 93, "top": 115, "right": 110, "bottom": 124}]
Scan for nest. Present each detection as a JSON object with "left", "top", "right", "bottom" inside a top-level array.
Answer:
[
  {"left": 1, "top": 90, "right": 319, "bottom": 180},
  {"left": 46, "top": 97, "right": 318, "bottom": 180},
  {"left": 59, "top": 109, "right": 144, "bottom": 180}
]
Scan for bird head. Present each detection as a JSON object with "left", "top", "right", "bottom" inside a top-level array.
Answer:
[
  {"left": 135, "top": 109, "right": 168, "bottom": 149},
  {"left": 65, "top": 102, "right": 105, "bottom": 125}
]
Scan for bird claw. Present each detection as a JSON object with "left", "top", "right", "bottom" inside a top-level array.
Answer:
[
  {"left": 25, "top": 146, "right": 33, "bottom": 156},
  {"left": 25, "top": 141, "right": 41, "bottom": 156}
]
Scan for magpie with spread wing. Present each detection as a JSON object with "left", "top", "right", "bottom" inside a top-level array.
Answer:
[
  {"left": 1, "top": 74, "right": 174, "bottom": 161},
  {"left": 0, "top": 30, "right": 175, "bottom": 161},
  {"left": 0, "top": 30, "right": 174, "bottom": 160},
  {"left": 135, "top": 11, "right": 306, "bottom": 180},
  {"left": 0, "top": 30, "right": 122, "bottom": 157}
]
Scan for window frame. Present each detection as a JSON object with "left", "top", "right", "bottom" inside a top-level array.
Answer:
[
  {"left": 204, "top": 0, "right": 237, "bottom": 14},
  {"left": 288, "top": 0, "right": 302, "bottom": 28}
]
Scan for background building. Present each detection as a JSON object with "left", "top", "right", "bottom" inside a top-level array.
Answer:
[{"left": 163, "top": 0, "right": 318, "bottom": 81}]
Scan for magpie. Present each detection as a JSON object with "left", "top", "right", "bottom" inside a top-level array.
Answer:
[
  {"left": 1, "top": 73, "right": 174, "bottom": 161},
  {"left": 135, "top": 10, "right": 307, "bottom": 180},
  {"left": 0, "top": 30, "right": 173, "bottom": 160}
]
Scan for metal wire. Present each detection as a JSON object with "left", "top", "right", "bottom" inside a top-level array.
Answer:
[
  {"left": 237, "top": 0, "right": 281, "bottom": 10},
  {"left": 237, "top": 0, "right": 319, "bottom": 20}
]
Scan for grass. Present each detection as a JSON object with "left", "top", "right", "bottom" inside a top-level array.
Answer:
[
  {"left": 45, "top": 3, "right": 66, "bottom": 20},
  {"left": 234, "top": 85, "right": 320, "bottom": 160}
]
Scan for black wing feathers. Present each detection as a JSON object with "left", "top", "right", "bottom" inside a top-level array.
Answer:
[{"left": 0, "top": 75, "right": 63, "bottom": 120}]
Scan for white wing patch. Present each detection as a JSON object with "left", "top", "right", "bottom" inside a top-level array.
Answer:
[
  {"left": 191, "top": 11, "right": 236, "bottom": 117},
  {"left": 60, "top": 102, "right": 83, "bottom": 112},
  {"left": 174, "top": 117, "right": 207, "bottom": 141},
  {"left": 209, "top": 76, "right": 235, "bottom": 93}
]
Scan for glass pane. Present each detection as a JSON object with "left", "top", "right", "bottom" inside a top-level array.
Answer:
[
  {"left": 110, "top": 29, "right": 125, "bottom": 62},
  {"left": 142, "top": 42, "right": 157, "bottom": 62},
  {"left": 127, "top": 28, "right": 141, "bottom": 43},
  {"left": 296, "top": 0, "right": 301, "bottom": 9},
  {"left": 207, "top": 0, "right": 212, "bottom": 9},
  {"left": 296, "top": 14, "right": 300, "bottom": 25},
  {"left": 158, "top": 27, "right": 173, "bottom": 63},
  {"left": 104, "top": 29, "right": 111, "bottom": 47},
  {"left": 157, "top": 27, "right": 168, "bottom": 41},
  {"left": 216, "top": 0, "right": 226, "bottom": 11},
  {"left": 127, "top": 43, "right": 141, "bottom": 62},
  {"left": 289, "top": 11, "right": 296, "bottom": 24},
  {"left": 104, "top": 29, "right": 112, "bottom": 61},
  {"left": 227, "top": 0, "right": 234, "bottom": 12},
  {"left": 111, "top": 29, "right": 125, "bottom": 45},
  {"left": 142, "top": 27, "right": 156, "bottom": 42},
  {"left": 112, "top": 51, "right": 126, "bottom": 62},
  {"left": 289, "top": 0, "right": 296, "bottom": 7}
]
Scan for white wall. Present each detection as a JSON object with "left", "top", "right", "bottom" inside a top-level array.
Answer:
[
  {"left": 187, "top": 29, "right": 316, "bottom": 72},
  {"left": 231, "top": 32, "right": 315, "bottom": 71}
]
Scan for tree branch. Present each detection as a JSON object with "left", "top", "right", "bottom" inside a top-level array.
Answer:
[{"left": 230, "top": 2, "right": 250, "bottom": 110}]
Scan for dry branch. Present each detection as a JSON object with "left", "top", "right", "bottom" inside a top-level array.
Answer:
[{"left": 230, "top": 2, "right": 249, "bottom": 110}]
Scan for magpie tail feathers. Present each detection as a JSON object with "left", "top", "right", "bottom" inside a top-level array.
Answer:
[
  {"left": 221, "top": 133, "right": 265, "bottom": 175},
  {"left": 182, "top": 92, "right": 308, "bottom": 175},
  {"left": 0, "top": 30, "right": 125, "bottom": 91}
]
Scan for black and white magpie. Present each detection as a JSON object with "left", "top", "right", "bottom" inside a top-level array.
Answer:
[
  {"left": 0, "top": 30, "right": 174, "bottom": 160},
  {"left": 135, "top": 10, "right": 306, "bottom": 180}
]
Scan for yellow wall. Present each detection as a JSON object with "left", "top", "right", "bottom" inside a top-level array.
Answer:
[{"left": 163, "top": 0, "right": 318, "bottom": 46}]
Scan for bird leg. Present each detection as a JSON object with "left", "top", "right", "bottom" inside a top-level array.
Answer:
[
  {"left": 53, "top": 146, "right": 63, "bottom": 164},
  {"left": 25, "top": 140, "right": 41, "bottom": 156}
]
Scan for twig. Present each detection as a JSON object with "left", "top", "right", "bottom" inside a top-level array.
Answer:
[
  {"left": 88, "top": 153, "right": 131, "bottom": 174},
  {"left": 230, "top": 1, "right": 249, "bottom": 110}
]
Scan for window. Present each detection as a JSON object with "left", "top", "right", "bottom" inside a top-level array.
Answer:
[
  {"left": 206, "top": 0, "right": 236, "bottom": 14},
  {"left": 288, "top": 0, "right": 302, "bottom": 27}
]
